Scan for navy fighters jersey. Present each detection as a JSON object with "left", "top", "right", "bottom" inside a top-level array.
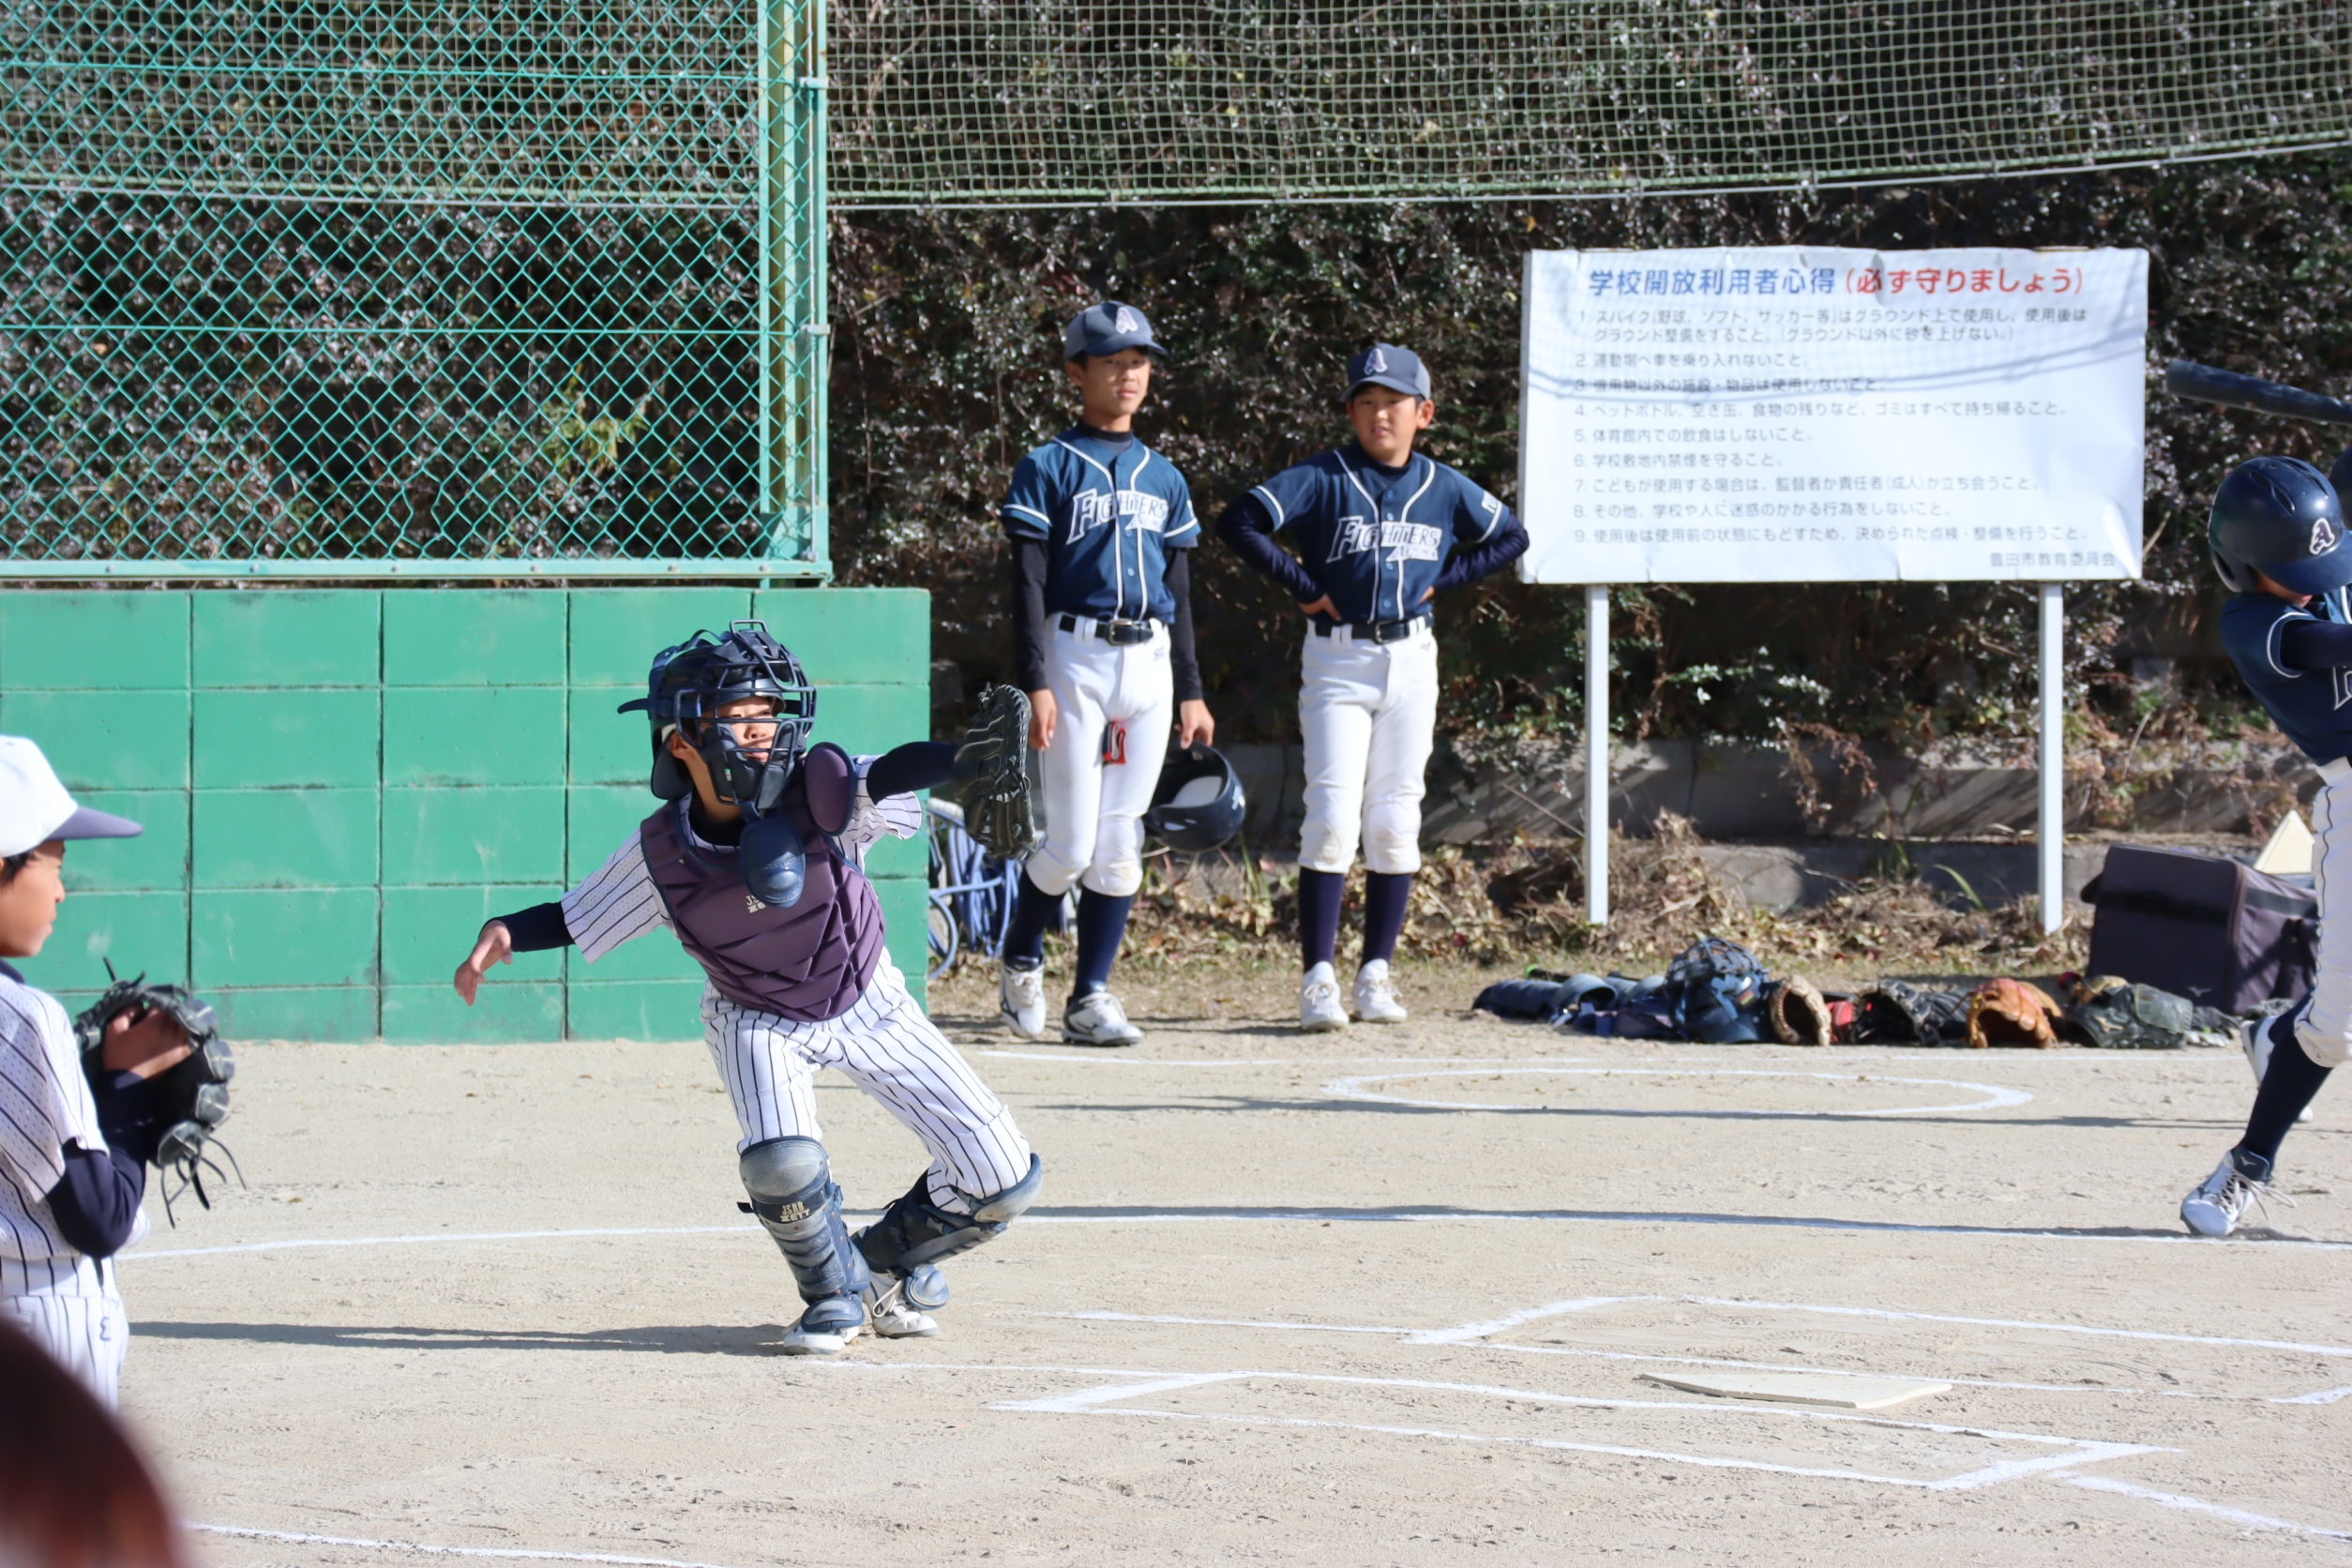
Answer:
[
  {"left": 1000, "top": 427, "right": 1199, "bottom": 623},
  {"left": 2221, "top": 586, "right": 2352, "bottom": 764},
  {"left": 1242, "top": 445, "right": 1518, "bottom": 625}
]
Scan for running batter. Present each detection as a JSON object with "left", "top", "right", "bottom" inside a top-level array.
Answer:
[
  {"left": 453, "top": 624, "right": 1040, "bottom": 1354},
  {"left": 0, "top": 736, "right": 185, "bottom": 1406},
  {"left": 1217, "top": 343, "right": 1528, "bottom": 1031},
  {"left": 995, "top": 301, "right": 1214, "bottom": 1047},
  {"left": 2182, "top": 455, "right": 2347, "bottom": 1235}
]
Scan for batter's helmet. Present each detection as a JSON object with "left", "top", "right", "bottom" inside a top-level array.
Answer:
[
  {"left": 2209, "top": 457, "right": 2352, "bottom": 596},
  {"left": 620, "top": 621, "right": 817, "bottom": 812},
  {"left": 1147, "top": 746, "right": 1245, "bottom": 852}
]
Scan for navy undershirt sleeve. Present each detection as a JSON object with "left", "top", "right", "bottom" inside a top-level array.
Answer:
[
  {"left": 1215, "top": 494, "right": 1322, "bottom": 605},
  {"left": 1011, "top": 537, "right": 1050, "bottom": 693},
  {"left": 2276, "top": 617, "right": 2352, "bottom": 672},
  {"left": 495, "top": 902, "right": 573, "bottom": 952},
  {"left": 1432, "top": 514, "right": 1530, "bottom": 596},
  {"left": 867, "top": 741, "right": 958, "bottom": 801},
  {"left": 47, "top": 1069, "right": 159, "bottom": 1259},
  {"left": 1166, "top": 548, "right": 1204, "bottom": 703}
]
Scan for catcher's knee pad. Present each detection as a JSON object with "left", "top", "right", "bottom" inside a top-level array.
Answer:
[
  {"left": 854, "top": 1153, "right": 1044, "bottom": 1279},
  {"left": 738, "top": 1137, "right": 870, "bottom": 1307},
  {"left": 1083, "top": 816, "right": 1145, "bottom": 897},
  {"left": 1361, "top": 800, "right": 1424, "bottom": 875}
]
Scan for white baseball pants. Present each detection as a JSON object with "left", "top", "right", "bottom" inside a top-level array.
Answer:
[
  {"left": 2296, "top": 765, "right": 2352, "bottom": 1068},
  {"left": 1026, "top": 620, "right": 1173, "bottom": 898},
  {"left": 702, "top": 959, "right": 1033, "bottom": 1212},
  {"left": 1298, "top": 622, "right": 1440, "bottom": 875},
  {"left": 4, "top": 1260, "right": 127, "bottom": 1408}
]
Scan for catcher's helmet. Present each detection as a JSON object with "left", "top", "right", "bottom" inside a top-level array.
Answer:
[
  {"left": 2209, "top": 457, "right": 2352, "bottom": 596},
  {"left": 619, "top": 621, "right": 816, "bottom": 814},
  {"left": 1146, "top": 746, "right": 1245, "bottom": 852}
]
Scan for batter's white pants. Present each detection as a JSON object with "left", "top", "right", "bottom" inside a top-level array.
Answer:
[
  {"left": 1026, "top": 620, "right": 1174, "bottom": 898},
  {"left": 3, "top": 1259, "right": 127, "bottom": 1408},
  {"left": 1298, "top": 622, "right": 1440, "bottom": 876},
  {"left": 2296, "top": 765, "right": 2352, "bottom": 1068},
  {"left": 702, "top": 959, "right": 1033, "bottom": 1212}
]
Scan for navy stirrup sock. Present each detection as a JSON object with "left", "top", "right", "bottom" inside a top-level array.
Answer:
[
  {"left": 2240, "top": 1013, "right": 2333, "bottom": 1168},
  {"left": 1001, "top": 870, "right": 1059, "bottom": 968},
  {"left": 1362, "top": 871, "right": 1413, "bottom": 965},
  {"left": 1070, "top": 888, "right": 1137, "bottom": 1000},
  {"left": 1298, "top": 868, "right": 1345, "bottom": 971}
]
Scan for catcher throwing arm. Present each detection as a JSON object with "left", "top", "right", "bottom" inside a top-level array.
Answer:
[
  {"left": 2165, "top": 360, "right": 2352, "bottom": 427},
  {"left": 74, "top": 972, "right": 239, "bottom": 1225}
]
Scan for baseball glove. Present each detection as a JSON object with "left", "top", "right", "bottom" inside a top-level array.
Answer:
[
  {"left": 957, "top": 685, "right": 1039, "bottom": 860},
  {"left": 1766, "top": 975, "right": 1835, "bottom": 1046},
  {"left": 75, "top": 972, "right": 240, "bottom": 1224},
  {"left": 1854, "top": 979, "right": 1971, "bottom": 1046},
  {"left": 1966, "top": 976, "right": 2063, "bottom": 1048}
]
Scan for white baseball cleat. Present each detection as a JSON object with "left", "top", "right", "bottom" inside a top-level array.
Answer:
[
  {"left": 2179, "top": 1148, "right": 2287, "bottom": 1238},
  {"left": 1000, "top": 960, "right": 1048, "bottom": 1040},
  {"left": 1352, "top": 958, "right": 1408, "bottom": 1023},
  {"left": 1299, "top": 962, "right": 1349, "bottom": 1033},
  {"left": 779, "top": 1302, "right": 866, "bottom": 1356},
  {"left": 1063, "top": 988, "right": 1142, "bottom": 1047},
  {"left": 2240, "top": 1008, "right": 2313, "bottom": 1121},
  {"left": 865, "top": 1277, "right": 941, "bottom": 1339}
]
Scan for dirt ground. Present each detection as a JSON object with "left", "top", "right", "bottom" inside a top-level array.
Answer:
[{"left": 123, "top": 956, "right": 2352, "bottom": 1566}]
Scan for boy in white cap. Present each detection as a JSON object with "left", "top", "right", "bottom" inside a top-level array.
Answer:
[{"left": 0, "top": 736, "right": 191, "bottom": 1405}]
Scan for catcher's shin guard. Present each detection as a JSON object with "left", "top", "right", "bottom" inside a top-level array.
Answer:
[
  {"left": 853, "top": 1154, "right": 1044, "bottom": 1304},
  {"left": 738, "top": 1137, "right": 870, "bottom": 1334}
]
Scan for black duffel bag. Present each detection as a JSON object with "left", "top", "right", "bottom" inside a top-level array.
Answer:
[{"left": 2081, "top": 845, "right": 2314, "bottom": 1016}]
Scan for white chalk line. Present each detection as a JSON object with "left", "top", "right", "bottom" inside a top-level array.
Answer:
[
  {"left": 2272, "top": 1383, "right": 2352, "bottom": 1405},
  {"left": 1325, "top": 1066, "right": 2033, "bottom": 1119},
  {"left": 188, "top": 1524, "right": 755, "bottom": 1568},
  {"left": 1679, "top": 1296, "right": 2352, "bottom": 1359},
  {"left": 2064, "top": 1476, "right": 2352, "bottom": 1542}
]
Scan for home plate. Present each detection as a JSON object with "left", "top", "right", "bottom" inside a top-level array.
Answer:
[{"left": 1640, "top": 1371, "right": 1952, "bottom": 1410}]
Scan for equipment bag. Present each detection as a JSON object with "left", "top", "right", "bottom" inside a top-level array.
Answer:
[{"left": 2081, "top": 845, "right": 2314, "bottom": 1015}]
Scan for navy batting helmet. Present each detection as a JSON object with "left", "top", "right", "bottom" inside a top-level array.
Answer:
[
  {"left": 619, "top": 621, "right": 817, "bottom": 812},
  {"left": 1147, "top": 746, "right": 1245, "bottom": 852},
  {"left": 2209, "top": 457, "right": 2352, "bottom": 596}
]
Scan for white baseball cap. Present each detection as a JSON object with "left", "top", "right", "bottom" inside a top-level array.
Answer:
[{"left": 0, "top": 735, "right": 142, "bottom": 857}]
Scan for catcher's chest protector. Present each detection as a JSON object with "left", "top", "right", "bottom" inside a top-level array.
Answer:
[{"left": 639, "top": 787, "right": 884, "bottom": 1022}]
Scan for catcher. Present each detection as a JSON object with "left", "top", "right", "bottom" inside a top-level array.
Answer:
[
  {"left": 452, "top": 623, "right": 1042, "bottom": 1357},
  {"left": 0, "top": 735, "right": 234, "bottom": 1407}
]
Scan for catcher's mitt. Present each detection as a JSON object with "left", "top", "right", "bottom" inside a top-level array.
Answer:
[
  {"left": 957, "top": 685, "right": 1040, "bottom": 860},
  {"left": 1855, "top": 979, "right": 1971, "bottom": 1046},
  {"left": 75, "top": 971, "right": 240, "bottom": 1224},
  {"left": 1966, "top": 977, "right": 2063, "bottom": 1048},
  {"left": 1766, "top": 975, "right": 1835, "bottom": 1046}
]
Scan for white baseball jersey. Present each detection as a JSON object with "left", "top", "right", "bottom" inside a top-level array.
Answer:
[
  {"left": 0, "top": 967, "right": 137, "bottom": 1403},
  {"left": 561, "top": 764, "right": 1032, "bottom": 1214}
]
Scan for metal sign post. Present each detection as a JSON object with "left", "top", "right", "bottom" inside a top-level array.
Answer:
[
  {"left": 1586, "top": 584, "right": 1610, "bottom": 927},
  {"left": 2039, "top": 583, "right": 2066, "bottom": 932}
]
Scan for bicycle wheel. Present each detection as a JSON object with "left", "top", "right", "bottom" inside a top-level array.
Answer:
[{"left": 927, "top": 890, "right": 961, "bottom": 983}]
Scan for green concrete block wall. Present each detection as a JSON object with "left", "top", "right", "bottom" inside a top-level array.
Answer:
[{"left": 0, "top": 588, "right": 932, "bottom": 1042}]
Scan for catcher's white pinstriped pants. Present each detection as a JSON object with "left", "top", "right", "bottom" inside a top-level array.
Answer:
[
  {"left": 3, "top": 1259, "right": 127, "bottom": 1407},
  {"left": 702, "top": 959, "right": 1033, "bottom": 1212}
]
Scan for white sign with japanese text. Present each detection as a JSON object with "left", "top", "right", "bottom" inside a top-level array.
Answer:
[{"left": 1516, "top": 248, "right": 2148, "bottom": 583}]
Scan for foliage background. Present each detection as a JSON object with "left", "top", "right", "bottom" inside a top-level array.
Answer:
[{"left": 829, "top": 150, "right": 2352, "bottom": 761}]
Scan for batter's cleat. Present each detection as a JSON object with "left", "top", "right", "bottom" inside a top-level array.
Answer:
[
  {"left": 2241, "top": 1008, "right": 2314, "bottom": 1121},
  {"left": 2180, "top": 1147, "right": 2290, "bottom": 1238},
  {"left": 1000, "top": 959, "right": 1049, "bottom": 1040},
  {"left": 865, "top": 1276, "right": 941, "bottom": 1339},
  {"left": 1299, "top": 962, "right": 1349, "bottom": 1033},
  {"left": 1352, "top": 958, "right": 1408, "bottom": 1023},
  {"left": 1063, "top": 987, "right": 1142, "bottom": 1047},
  {"left": 779, "top": 1295, "right": 866, "bottom": 1356}
]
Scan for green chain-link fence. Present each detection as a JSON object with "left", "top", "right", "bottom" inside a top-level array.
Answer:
[
  {"left": 828, "top": 0, "right": 2351, "bottom": 207},
  {"left": 0, "top": 0, "right": 826, "bottom": 577}
]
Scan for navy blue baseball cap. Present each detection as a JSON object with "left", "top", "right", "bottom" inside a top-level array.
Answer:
[
  {"left": 1345, "top": 343, "right": 1431, "bottom": 401},
  {"left": 1064, "top": 301, "right": 1165, "bottom": 360}
]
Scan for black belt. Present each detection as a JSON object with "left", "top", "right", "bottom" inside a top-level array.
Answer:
[
  {"left": 1058, "top": 613, "right": 1159, "bottom": 645},
  {"left": 1314, "top": 615, "right": 1428, "bottom": 644}
]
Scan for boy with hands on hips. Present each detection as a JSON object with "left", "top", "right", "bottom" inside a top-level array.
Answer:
[
  {"left": 1217, "top": 344, "right": 1527, "bottom": 1032},
  {"left": 996, "top": 301, "right": 1214, "bottom": 1046}
]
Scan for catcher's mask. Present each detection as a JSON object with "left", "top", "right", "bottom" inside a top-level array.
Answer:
[{"left": 619, "top": 622, "right": 817, "bottom": 816}]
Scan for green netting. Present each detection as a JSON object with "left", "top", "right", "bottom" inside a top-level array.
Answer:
[
  {"left": 829, "top": 0, "right": 2352, "bottom": 206},
  {"left": 0, "top": 0, "right": 826, "bottom": 575}
]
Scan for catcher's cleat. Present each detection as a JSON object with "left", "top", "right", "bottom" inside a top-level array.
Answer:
[
  {"left": 2180, "top": 1148, "right": 2290, "bottom": 1238},
  {"left": 780, "top": 1295, "right": 867, "bottom": 1356},
  {"left": 2241, "top": 1008, "right": 2314, "bottom": 1122},
  {"left": 1062, "top": 988, "right": 1141, "bottom": 1047},
  {"left": 865, "top": 1276, "right": 942, "bottom": 1339},
  {"left": 1000, "top": 959, "right": 1049, "bottom": 1041},
  {"left": 1299, "top": 962, "right": 1349, "bottom": 1033},
  {"left": 1351, "top": 959, "right": 1408, "bottom": 1023}
]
